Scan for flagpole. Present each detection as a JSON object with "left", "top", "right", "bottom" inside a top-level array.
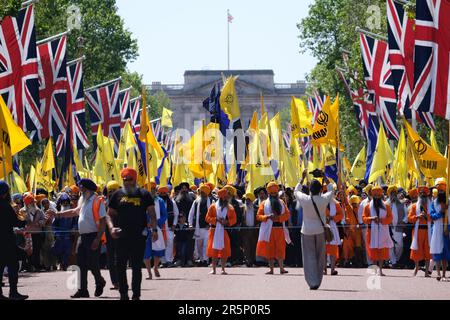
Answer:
[
  {"left": 1, "top": 142, "right": 7, "bottom": 182},
  {"left": 227, "top": 9, "right": 230, "bottom": 71}
]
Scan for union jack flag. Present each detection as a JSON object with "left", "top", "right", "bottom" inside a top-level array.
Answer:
[
  {"left": 0, "top": 5, "right": 41, "bottom": 133},
  {"left": 386, "top": 0, "right": 435, "bottom": 129},
  {"left": 118, "top": 87, "right": 131, "bottom": 127},
  {"left": 67, "top": 58, "right": 89, "bottom": 151},
  {"left": 36, "top": 35, "right": 68, "bottom": 141},
  {"left": 411, "top": 0, "right": 450, "bottom": 119},
  {"left": 360, "top": 33, "right": 399, "bottom": 140},
  {"left": 129, "top": 96, "right": 141, "bottom": 135},
  {"left": 85, "top": 78, "right": 121, "bottom": 151}
]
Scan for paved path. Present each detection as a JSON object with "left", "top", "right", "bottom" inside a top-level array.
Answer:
[{"left": 7, "top": 267, "right": 450, "bottom": 300}]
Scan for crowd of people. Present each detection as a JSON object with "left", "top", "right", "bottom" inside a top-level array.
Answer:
[{"left": 1, "top": 168, "right": 450, "bottom": 300}]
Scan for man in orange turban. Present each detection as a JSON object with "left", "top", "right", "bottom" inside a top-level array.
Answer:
[
  {"left": 205, "top": 188, "right": 237, "bottom": 274},
  {"left": 256, "top": 181, "right": 290, "bottom": 275},
  {"left": 362, "top": 186, "right": 393, "bottom": 276},
  {"left": 408, "top": 186, "right": 432, "bottom": 277}
]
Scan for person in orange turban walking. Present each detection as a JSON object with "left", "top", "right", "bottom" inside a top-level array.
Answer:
[
  {"left": 408, "top": 186, "right": 432, "bottom": 277},
  {"left": 205, "top": 188, "right": 237, "bottom": 275},
  {"left": 256, "top": 182, "right": 290, "bottom": 275},
  {"left": 362, "top": 186, "right": 393, "bottom": 276}
]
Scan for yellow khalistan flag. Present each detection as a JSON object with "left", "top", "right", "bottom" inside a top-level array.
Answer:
[
  {"left": 220, "top": 76, "right": 241, "bottom": 121},
  {"left": 392, "top": 127, "right": 408, "bottom": 188},
  {"left": 311, "top": 95, "right": 339, "bottom": 146},
  {"left": 404, "top": 119, "right": 447, "bottom": 179},
  {"left": 42, "top": 138, "right": 55, "bottom": 172},
  {"left": 117, "top": 120, "right": 136, "bottom": 165},
  {"left": 245, "top": 111, "right": 274, "bottom": 194},
  {"left": 259, "top": 111, "right": 271, "bottom": 164},
  {"left": 0, "top": 95, "right": 31, "bottom": 178},
  {"left": 96, "top": 124, "right": 120, "bottom": 182},
  {"left": 139, "top": 96, "right": 164, "bottom": 158},
  {"left": 161, "top": 107, "right": 173, "bottom": 128},
  {"left": 291, "top": 97, "right": 313, "bottom": 138},
  {"left": 351, "top": 145, "right": 366, "bottom": 181},
  {"left": 171, "top": 131, "right": 194, "bottom": 186},
  {"left": 12, "top": 171, "right": 27, "bottom": 194},
  {"left": 430, "top": 130, "right": 440, "bottom": 153},
  {"left": 369, "top": 125, "right": 394, "bottom": 183},
  {"left": 188, "top": 121, "right": 213, "bottom": 179}
]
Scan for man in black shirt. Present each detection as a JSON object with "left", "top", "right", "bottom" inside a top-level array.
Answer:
[
  {"left": 0, "top": 181, "right": 28, "bottom": 300},
  {"left": 107, "top": 168, "right": 157, "bottom": 300}
]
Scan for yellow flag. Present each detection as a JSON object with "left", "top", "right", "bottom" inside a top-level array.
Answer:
[
  {"left": 42, "top": 138, "right": 55, "bottom": 172},
  {"left": 12, "top": 171, "right": 27, "bottom": 194},
  {"left": 351, "top": 146, "right": 366, "bottom": 181},
  {"left": 404, "top": 119, "right": 447, "bottom": 179},
  {"left": 220, "top": 76, "right": 240, "bottom": 121},
  {"left": 161, "top": 107, "right": 173, "bottom": 128},
  {"left": 369, "top": 125, "right": 394, "bottom": 183},
  {"left": 0, "top": 143, "right": 12, "bottom": 179},
  {"left": 97, "top": 124, "right": 120, "bottom": 182},
  {"left": 127, "top": 147, "right": 137, "bottom": 172},
  {"left": 291, "top": 97, "right": 313, "bottom": 138},
  {"left": 139, "top": 93, "right": 164, "bottom": 158},
  {"left": 117, "top": 120, "right": 136, "bottom": 164},
  {"left": 259, "top": 112, "right": 271, "bottom": 164},
  {"left": 311, "top": 95, "right": 339, "bottom": 146},
  {"left": 392, "top": 127, "right": 407, "bottom": 188},
  {"left": 227, "top": 161, "right": 237, "bottom": 185},
  {"left": 430, "top": 130, "right": 440, "bottom": 153},
  {"left": 72, "top": 144, "right": 84, "bottom": 175},
  {"left": 0, "top": 95, "right": 31, "bottom": 156},
  {"left": 187, "top": 122, "right": 213, "bottom": 179},
  {"left": 35, "top": 159, "right": 54, "bottom": 192}
]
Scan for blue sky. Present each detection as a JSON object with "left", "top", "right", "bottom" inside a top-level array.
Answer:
[{"left": 116, "top": 0, "right": 317, "bottom": 85}]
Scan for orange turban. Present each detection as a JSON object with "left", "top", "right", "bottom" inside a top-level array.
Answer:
[
  {"left": 190, "top": 185, "right": 198, "bottom": 192},
  {"left": 24, "top": 194, "right": 35, "bottom": 206},
  {"left": 346, "top": 185, "right": 357, "bottom": 196},
  {"left": 408, "top": 188, "right": 418, "bottom": 198},
  {"left": 371, "top": 186, "right": 384, "bottom": 198},
  {"left": 205, "top": 182, "right": 215, "bottom": 192},
  {"left": 267, "top": 182, "right": 279, "bottom": 195},
  {"left": 217, "top": 188, "right": 229, "bottom": 200},
  {"left": 224, "top": 185, "right": 237, "bottom": 197},
  {"left": 158, "top": 186, "right": 170, "bottom": 195},
  {"left": 418, "top": 186, "right": 430, "bottom": 196},
  {"left": 121, "top": 168, "right": 137, "bottom": 181},
  {"left": 199, "top": 184, "right": 211, "bottom": 195},
  {"left": 70, "top": 185, "right": 79, "bottom": 195},
  {"left": 435, "top": 178, "right": 447, "bottom": 192}
]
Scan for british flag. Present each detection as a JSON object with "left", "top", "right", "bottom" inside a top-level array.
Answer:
[
  {"left": 360, "top": 33, "right": 399, "bottom": 140},
  {"left": 66, "top": 58, "right": 89, "bottom": 151},
  {"left": 386, "top": 0, "right": 435, "bottom": 129},
  {"left": 0, "top": 5, "right": 41, "bottom": 133},
  {"left": 35, "top": 35, "right": 68, "bottom": 141},
  {"left": 411, "top": 0, "right": 450, "bottom": 119},
  {"left": 129, "top": 96, "right": 141, "bottom": 135},
  {"left": 85, "top": 78, "right": 121, "bottom": 151},
  {"left": 118, "top": 87, "right": 131, "bottom": 127}
]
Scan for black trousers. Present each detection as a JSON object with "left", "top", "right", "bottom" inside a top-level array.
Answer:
[
  {"left": 0, "top": 259, "right": 19, "bottom": 296},
  {"left": 106, "top": 230, "right": 118, "bottom": 286},
  {"left": 116, "top": 236, "right": 146, "bottom": 298},
  {"left": 76, "top": 233, "right": 104, "bottom": 292},
  {"left": 31, "top": 233, "right": 43, "bottom": 269}
]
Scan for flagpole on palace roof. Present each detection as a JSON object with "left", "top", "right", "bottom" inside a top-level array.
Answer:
[{"left": 227, "top": 9, "right": 232, "bottom": 70}]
